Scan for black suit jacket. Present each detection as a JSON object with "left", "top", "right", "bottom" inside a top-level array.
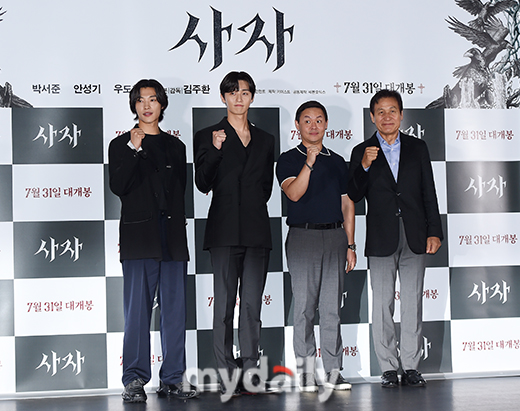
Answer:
[
  {"left": 108, "top": 129, "right": 189, "bottom": 261},
  {"left": 348, "top": 132, "right": 443, "bottom": 257},
  {"left": 194, "top": 117, "right": 274, "bottom": 250}
]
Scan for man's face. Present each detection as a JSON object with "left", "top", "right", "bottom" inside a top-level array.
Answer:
[
  {"left": 221, "top": 80, "right": 253, "bottom": 116},
  {"left": 295, "top": 107, "right": 328, "bottom": 146},
  {"left": 135, "top": 87, "right": 163, "bottom": 126},
  {"left": 370, "top": 97, "right": 403, "bottom": 140}
]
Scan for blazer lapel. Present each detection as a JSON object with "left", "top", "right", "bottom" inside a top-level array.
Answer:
[
  {"left": 396, "top": 134, "right": 411, "bottom": 185},
  {"left": 241, "top": 123, "right": 261, "bottom": 175},
  {"left": 222, "top": 118, "right": 248, "bottom": 172}
]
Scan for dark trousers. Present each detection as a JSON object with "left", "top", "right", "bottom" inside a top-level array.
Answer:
[
  {"left": 121, "top": 259, "right": 188, "bottom": 386},
  {"left": 210, "top": 246, "right": 270, "bottom": 379}
]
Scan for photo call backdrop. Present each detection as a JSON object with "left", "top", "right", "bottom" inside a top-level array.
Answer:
[{"left": 1, "top": 0, "right": 520, "bottom": 397}]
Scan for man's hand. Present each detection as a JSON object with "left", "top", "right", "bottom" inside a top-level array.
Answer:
[
  {"left": 346, "top": 249, "right": 357, "bottom": 273},
  {"left": 130, "top": 127, "right": 146, "bottom": 150},
  {"left": 361, "top": 146, "right": 379, "bottom": 169},
  {"left": 212, "top": 129, "right": 227, "bottom": 150},
  {"left": 306, "top": 145, "right": 320, "bottom": 167},
  {"left": 426, "top": 236, "right": 441, "bottom": 254}
]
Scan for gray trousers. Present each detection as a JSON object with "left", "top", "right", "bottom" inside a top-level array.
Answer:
[
  {"left": 286, "top": 227, "right": 348, "bottom": 374},
  {"left": 369, "top": 218, "right": 426, "bottom": 372}
]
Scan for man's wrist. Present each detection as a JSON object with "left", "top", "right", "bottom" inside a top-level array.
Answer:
[{"left": 347, "top": 243, "right": 356, "bottom": 252}]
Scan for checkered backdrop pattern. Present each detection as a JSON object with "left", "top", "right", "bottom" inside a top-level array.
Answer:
[{"left": 1, "top": 104, "right": 519, "bottom": 396}]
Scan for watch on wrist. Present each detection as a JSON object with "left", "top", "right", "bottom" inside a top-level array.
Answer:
[{"left": 347, "top": 243, "right": 356, "bottom": 252}]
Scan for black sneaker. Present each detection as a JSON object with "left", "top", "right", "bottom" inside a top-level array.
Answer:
[
  {"left": 299, "top": 373, "right": 318, "bottom": 392},
  {"left": 156, "top": 380, "right": 200, "bottom": 399},
  {"left": 122, "top": 378, "right": 147, "bottom": 403},
  {"left": 324, "top": 371, "right": 352, "bottom": 390},
  {"left": 381, "top": 370, "right": 398, "bottom": 388},
  {"left": 401, "top": 370, "right": 426, "bottom": 387}
]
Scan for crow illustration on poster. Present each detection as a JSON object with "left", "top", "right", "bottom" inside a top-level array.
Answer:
[
  {"left": 0, "top": 7, "right": 33, "bottom": 108},
  {"left": 427, "top": 0, "right": 520, "bottom": 109}
]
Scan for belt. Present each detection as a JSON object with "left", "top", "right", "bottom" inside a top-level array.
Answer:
[{"left": 289, "top": 222, "right": 343, "bottom": 230}]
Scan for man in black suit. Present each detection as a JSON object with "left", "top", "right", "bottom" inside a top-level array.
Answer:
[
  {"left": 109, "top": 79, "right": 197, "bottom": 402},
  {"left": 348, "top": 90, "right": 443, "bottom": 388},
  {"left": 194, "top": 71, "right": 274, "bottom": 398}
]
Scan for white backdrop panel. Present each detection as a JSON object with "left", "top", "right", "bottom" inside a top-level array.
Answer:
[
  {"left": 0, "top": 109, "right": 12, "bottom": 165},
  {"left": 14, "top": 277, "right": 107, "bottom": 336},
  {"left": 448, "top": 213, "right": 520, "bottom": 268},
  {"left": 445, "top": 110, "right": 520, "bottom": 162},
  {"left": 0, "top": 222, "right": 14, "bottom": 280},
  {"left": 451, "top": 318, "right": 520, "bottom": 373},
  {"left": 12, "top": 164, "right": 104, "bottom": 222},
  {"left": 0, "top": 337, "right": 16, "bottom": 394},
  {"left": 260, "top": 272, "right": 285, "bottom": 328}
]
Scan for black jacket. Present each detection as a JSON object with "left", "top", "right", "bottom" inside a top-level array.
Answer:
[
  {"left": 194, "top": 117, "right": 274, "bottom": 250},
  {"left": 348, "top": 132, "right": 443, "bottom": 257},
  {"left": 109, "top": 129, "right": 189, "bottom": 261}
]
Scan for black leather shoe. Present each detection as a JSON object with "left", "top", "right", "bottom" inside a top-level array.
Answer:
[
  {"left": 219, "top": 382, "right": 241, "bottom": 398},
  {"left": 401, "top": 370, "right": 426, "bottom": 387},
  {"left": 156, "top": 380, "right": 200, "bottom": 399},
  {"left": 239, "top": 373, "right": 263, "bottom": 395},
  {"left": 122, "top": 378, "right": 147, "bottom": 403},
  {"left": 381, "top": 370, "right": 398, "bottom": 388}
]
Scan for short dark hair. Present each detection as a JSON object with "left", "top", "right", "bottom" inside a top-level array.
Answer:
[
  {"left": 369, "top": 89, "right": 403, "bottom": 114},
  {"left": 220, "top": 71, "right": 256, "bottom": 98},
  {"left": 129, "top": 79, "right": 168, "bottom": 122},
  {"left": 295, "top": 100, "right": 328, "bottom": 122}
]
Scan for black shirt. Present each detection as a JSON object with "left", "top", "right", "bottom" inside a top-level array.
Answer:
[{"left": 276, "top": 143, "right": 349, "bottom": 225}]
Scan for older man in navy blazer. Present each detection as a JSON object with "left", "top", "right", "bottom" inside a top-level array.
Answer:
[{"left": 348, "top": 89, "right": 442, "bottom": 388}]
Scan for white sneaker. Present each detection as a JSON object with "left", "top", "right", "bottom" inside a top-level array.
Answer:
[
  {"left": 299, "top": 373, "right": 318, "bottom": 392},
  {"left": 324, "top": 371, "right": 352, "bottom": 390}
]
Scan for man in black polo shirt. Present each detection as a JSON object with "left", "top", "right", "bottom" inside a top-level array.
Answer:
[{"left": 276, "top": 100, "right": 356, "bottom": 392}]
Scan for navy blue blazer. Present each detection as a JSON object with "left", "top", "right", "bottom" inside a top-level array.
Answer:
[{"left": 348, "top": 132, "right": 443, "bottom": 257}]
